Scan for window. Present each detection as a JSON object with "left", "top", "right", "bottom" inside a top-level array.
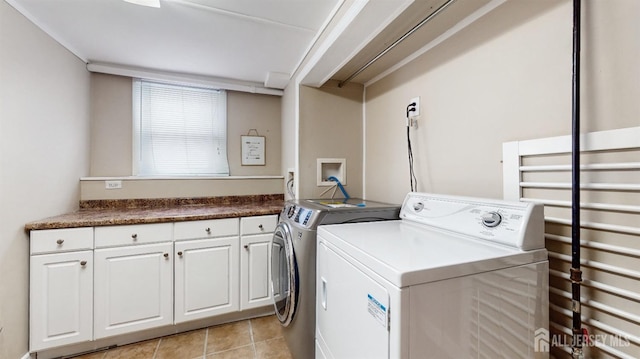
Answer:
[{"left": 133, "top": 79, "right": 229, "bottom": 176}]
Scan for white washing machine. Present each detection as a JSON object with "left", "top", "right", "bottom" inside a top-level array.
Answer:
[{"left": 315, "top": 193, "right": 549, "bottom": 359}]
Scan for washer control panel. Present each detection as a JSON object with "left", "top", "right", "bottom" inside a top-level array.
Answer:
[
  {"left": 282, "top": 203, "right": 317, "bottom": 228},
  {"left": 401, "top": 193, "right": 544, "bottom": 250}
]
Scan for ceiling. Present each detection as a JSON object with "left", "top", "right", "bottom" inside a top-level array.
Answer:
[
  {"left": 7, "top": 0, "right": 503, "bottom": 92},
  {"left": 6, "top": 0, "right": 341, "bottom": 90}
]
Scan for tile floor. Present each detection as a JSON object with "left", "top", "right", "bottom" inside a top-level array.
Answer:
[{"left": 70, "top": 315, "right": 292, "bottom": 359}]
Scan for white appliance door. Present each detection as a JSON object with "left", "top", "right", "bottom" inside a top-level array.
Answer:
[{"left": 316, "top": 240, "right": 389, "bottom": 359}]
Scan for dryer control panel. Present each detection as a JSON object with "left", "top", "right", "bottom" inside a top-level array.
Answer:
[{"left": 400, "top": 193, "right": 545, "bottom": 251}]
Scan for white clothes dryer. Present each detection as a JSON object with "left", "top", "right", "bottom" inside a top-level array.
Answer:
[{"left": 315, "top": 193, "right": 549, "bottom": 359}]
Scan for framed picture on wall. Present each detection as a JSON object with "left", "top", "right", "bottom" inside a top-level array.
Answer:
[{"left": 241, "top": 134, "right": 265, "bottom": 166}]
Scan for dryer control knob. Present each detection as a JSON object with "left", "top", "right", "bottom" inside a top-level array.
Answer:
[
  {"left": 287, "top": 205, "right": 296, "bottom": 218},
  {"left": 413, "top": 202, "right": 424, "bottom": 212},
  {"left": 482, "top": 212, "right": 502, "bottom": 227}
]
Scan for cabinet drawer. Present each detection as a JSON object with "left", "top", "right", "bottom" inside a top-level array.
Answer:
[
  {"left": 241, "top": 215, "right": 278, "bottom": 235},
  {"left": 174, "top": 218, "right": 239, "bottom": 240},
  {"left": 30, "top": 227, "right": 94, "bottom": 255},
  {"left": 95, "top": 223, "right": 173, "bottom": 248}
]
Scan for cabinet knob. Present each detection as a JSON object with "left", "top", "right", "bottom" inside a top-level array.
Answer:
[
  {"left": 56, "top": 239, "right": 64, "bottom": 245},
  {"left": 244, "top": 245, "right": 249, "bottom": 250},
  {"left": 177, "top": 251, "right": 183, "bottom": 256},
  {"left": 205, "top": 228, "right": 211, "bottom": 234},
  {"left": 163, "top": 253, "right": 169, "bottom": 259},
  {"left": 258, "top": 224, "right": 264, "bottom": 230},
  {"left": 80, "top": 260, "right": 87, "bottom": 266},
  {"left": 132, "top": 233, "right": 138, "bottom": 240}
]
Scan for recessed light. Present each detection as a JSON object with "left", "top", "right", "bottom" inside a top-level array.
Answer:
[{"left": 123, "top": 0, "right": 161, "bottom": 8}]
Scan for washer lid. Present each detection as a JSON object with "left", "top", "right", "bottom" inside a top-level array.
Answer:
[{"left": 318, "top": 221, "right": 548, "bottom": 288}]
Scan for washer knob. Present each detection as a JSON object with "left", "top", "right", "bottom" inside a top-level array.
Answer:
[
  {"left": 287, "top": 205, "right": 296, "bottom": 218},
  {"left": 413, "top": 202, "right": 424, "bottom": 212},
  {"left": 482, "top": 212, "right": 502, "bottom": 227}
]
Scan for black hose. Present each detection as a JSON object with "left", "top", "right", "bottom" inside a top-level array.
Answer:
[
  {"left": 571, "top": 0, "right": 583, "bottom": 357},
  {"left": 406, "top": 104, "right": 418, "bottom": 192}
]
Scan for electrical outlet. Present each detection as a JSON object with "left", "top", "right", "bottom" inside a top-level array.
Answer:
[
  {"left": 105, "top": 180, "right": 122, "bottom": 189},
  {"left": 409, "top": 96, "right": 420, "bottom": 117}
]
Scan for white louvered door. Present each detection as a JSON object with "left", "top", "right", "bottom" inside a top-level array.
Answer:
[{"left": 503, "top": 126, "right": 640, "bottom": 358}]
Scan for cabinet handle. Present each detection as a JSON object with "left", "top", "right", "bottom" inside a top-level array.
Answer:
[
  {"left": 131, "top": 233, "right": 138, "bottom": 240},
  {"left": 56, "top": 239, "right": 64, "bottom": 245},
  {"left": 258, "top": 224, "right": 264, "bottom": 230},
  {"left": 80, "top": 260, "right": 87, "bottom": 266},
  {"left": 244, "top": 245, "right": 249, "bottom": 250},
  {"left": 205, "top": 228, "right": 211, "bottom": 234},
  {"left": 163, "top": 253, "right": 169, "bottom": 259},
  {"left": 177, "top": 251, "right": 183, "bottom": 256}
]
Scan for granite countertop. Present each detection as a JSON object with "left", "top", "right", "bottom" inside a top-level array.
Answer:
[{"left": 25, "top": 195, "right": 284, "bottom": 231}]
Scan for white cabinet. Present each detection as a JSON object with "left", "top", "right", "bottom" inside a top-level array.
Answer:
[
  {"left": 29, "top": 214, "right": 278, "bottom": 353},
  {"left": 93, "top": 224, "right": 173, "bottom": 339},
  {"left": 29, "top": 228, "right": 94, "bottom": 352},
  {"left": 174, "top": 218, "right": 239, "bottom": 323},
  {"left": 240, "top": 215, "right": 278, "bottom": 310}
]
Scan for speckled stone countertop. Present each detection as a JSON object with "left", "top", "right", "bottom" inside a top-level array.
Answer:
[{"left": 25, "top": 195, "right": 284, "bottom": 231}]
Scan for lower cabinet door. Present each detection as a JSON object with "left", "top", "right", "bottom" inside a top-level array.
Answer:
[
  {"left": 30, "top": 251, "right": 93, "bottom": 351},
  {"left": 240, "top": 233, "right": 273, "bottom": 310},
  {"left": 174, "top": 236, "right": 239, "bottom": 323},
  {"left": 94, "top": 242, "right": 173, "bottom": 339}
]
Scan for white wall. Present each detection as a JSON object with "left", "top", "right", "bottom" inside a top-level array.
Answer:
[
  {"left": 364, "top": 0, "right": 639, "bottom": 204},
  {"left": 90, "top": 73, "right": 133, "bottom": 176},
  {"left": 280, "top": 82, "right": 296, "bottom": 199},
  {"left": 0, "top": 2, "right": 91, "bottom": 358},
  {"left": 89, "top": 73, "right": 282, "bottom": 178},
  {"left": 227, "top": 91, "right": 282, "bottom": 177},
  {"left": 298, "top": 81, "right": 364, "bottom": 199}
]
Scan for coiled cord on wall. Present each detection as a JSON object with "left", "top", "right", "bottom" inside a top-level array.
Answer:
[
  {"left": 406, "top": 103, "right": 418, "bottom": 192},
  {"left": 286, "top": 177, "right": 295, "bottom": 199}
]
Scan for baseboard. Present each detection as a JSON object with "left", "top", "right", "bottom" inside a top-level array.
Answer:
[{"left": 21, "top": 353, "right": 33, "bottom": 359}]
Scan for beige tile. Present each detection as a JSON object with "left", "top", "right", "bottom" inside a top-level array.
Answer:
[
  {"left": 255, "top": 337, "right": 292, "bottom": 359},
  {"left": 155, "top": 328, "right": 206, "bottom": 359},
  {"left": 250, "top": 315, "right": 283, "bottom": 342},
  {"left": 104, "top": 339, "right": 158, "bottom": 359},
  {"left": 68, "top": 318, "right": 289, "bottom": 359},
  {"left": 206, "top": 344, "right": 255, "bottom": 359},
  {"left": 207, "top": 320, "right": 252, "bottom": 353}
]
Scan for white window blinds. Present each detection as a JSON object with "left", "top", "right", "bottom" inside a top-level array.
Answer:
[{"left": 133, "top": 79, "right": 229, "bottom": 176}]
